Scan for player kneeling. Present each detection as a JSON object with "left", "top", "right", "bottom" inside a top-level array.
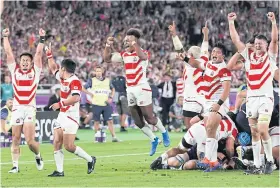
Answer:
[{"left": 45, "top": 44, "right": 96, "bottom": 177}]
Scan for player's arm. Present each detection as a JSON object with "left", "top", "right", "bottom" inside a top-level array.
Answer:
[
  {"left": 103, "top": 37, "right": 115, "bottom": 63},
  {"left": 267, "top": 12, "right": 278, "bottom": 54},
  {"left": 225, "top": 137, "right": 235, "bottom": 159},
  {"left": 169, "top": 21, "right": 184, "bottom": 51},
  {"left": 227, "top": 13, "right": 246, "bottom": 53},
  {"left": 227, "top": 52, "right": 244, "bottom": 70},
  {"left": 200, "top": 21, "right": 209, "bottom": 57},
  {"left": 2, "top": 28, "right": 15, "bottom": 64},
  {"left": 274, "top": 68, "right": 279, "bottom": 82},
  {"left": 33, "top": 29, "right": 46, "bottom": 69},
  {"left": 45, "top": 43, "right": 58, "bottom": 75},
  {"left": 132, "top": 42, "right": 147, "bottom": 60}
]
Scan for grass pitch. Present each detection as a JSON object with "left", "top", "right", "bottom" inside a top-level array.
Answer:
[{"left": 1, "top": 129, "right": 279, "bottom": 187}]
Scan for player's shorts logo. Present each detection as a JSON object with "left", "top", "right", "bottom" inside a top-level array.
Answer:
[
  {"left": 129, "top": 99, "right": 134, "bottom": 104},
  {"left": 265, "top": 109, "right": 268, "bottom": 112},
  {"left": 16, "top": 119, "right": 20, "bottom": 123},
  {"left": 248, "top": 111, "right": 252, "bottom": 117},
  {"left": 139, "top": 101, "right": 144, "bottom": 105}
]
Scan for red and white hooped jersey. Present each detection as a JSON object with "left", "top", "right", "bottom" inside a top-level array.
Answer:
[
  {"left": 176, "top": 78, "right": 184, "bottom": 97},
  {"left": 55, "top": 71, "right": 82, "bottom": 114},
  {"left": 240, "top": 48, "right": 278, "bottom": 98},
  {"left": 8, "top": 63, "right": 41, "bottom": 107},
  {"left": 120, "top": 50, "right": 150, "bottom": 87},
  {"left": 182, "top": 63, "right": 204, "bottom": 100},
  {"left": 198, "top": 56, "right": 232, "bottom": 100}
]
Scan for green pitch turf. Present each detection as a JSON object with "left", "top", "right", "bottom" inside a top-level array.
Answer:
[{"left": 1, "top": 129, "right": 279, "bottom": 187}]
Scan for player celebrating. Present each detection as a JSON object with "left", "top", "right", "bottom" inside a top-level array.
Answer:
[
  {"left": 168, "top": 21, "right": 208, "bottom": 130},
  {"left": 228, "top": 12, "right": 278, "bottom": 174},
  {"left": 2, "top": 28, "right": 44, "bottom": 173},
  {"left": 104, "top": 28, "right": 170, "bottom": 156},
  {"left": 45, "top": 44, "right": 96, "bottom": 177}
]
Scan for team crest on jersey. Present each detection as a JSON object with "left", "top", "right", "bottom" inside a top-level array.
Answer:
[
  {"left": 28, "top": 74, "right": 33, "bottom": 79},
  {"left": 133, "top": 57, "right": 137, "bottom": 61},
  {"left": 16, "top": 119, "right": 20, "bottom": 123},
  {"left": 265, "top": 109, "right": 268, "bottom": 112},
  {"left": 210, "top": 71, "right": 214, "bottom": 76}
]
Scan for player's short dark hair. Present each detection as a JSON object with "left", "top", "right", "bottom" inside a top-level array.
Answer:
[
  {"left": 20, "top": 52, "right": 33, "bottom": 61},
  {"left": 246, "top": 35, "right": 256, "bottom": 44},
  {"left": 213, "top": 42, "right": 226, "bottom": 55},
  {"left": 61, "top": 59, "right": 76, "bottom": 73},
  {"left": 255, "top": 34, "right": 268, "bottom": 43},
  {"left": 126, "top": 28, "right": 141, "bottom": 39}
]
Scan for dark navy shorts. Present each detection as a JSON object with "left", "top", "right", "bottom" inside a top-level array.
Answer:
[
  {"left": 92, "top": 105, "right": 113, "bottom": 122},
  {"left": 187, "top": 145, "right": 198, "bottom": 160}
]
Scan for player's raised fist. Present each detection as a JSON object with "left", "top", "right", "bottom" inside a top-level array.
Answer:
[
  {"left": 168, "top": 21, "right": 177, "bottom": 36},
  {"left": 39, "top": 28, "right": 46, "bottom": 36},
  {"left": 267, "top": 12, "right": 275, "bottom": 22},
  {"left": 227, "top": 12, "right": 237, "bottom": 21},
  {"left": 106, "top": 37, "right": 114, "bottom": 45},
  {"left": 176, "top": 52, "right": 185, "bottom": 61},
  {"left": 202, "top": 21, "right": 209, "bottom": 36},
  {"left": 2, "top": 28, "right": 10, "bottom": 37}
]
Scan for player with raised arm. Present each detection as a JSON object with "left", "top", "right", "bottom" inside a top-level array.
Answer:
[
  {"left": 2, "top": 28, "right": 45, "bottom": 173},
  {"left": 103, "top": 28, "right": 170, "bottom": 156},
  {"left": 45, "top": 44, "right": 96, "bottom": 177},
  {"left": 168, "top": 21, "right": 209, "bottom": 130},
  {"left": 228, "top": 12, "right": 278, "bottom": 175}
]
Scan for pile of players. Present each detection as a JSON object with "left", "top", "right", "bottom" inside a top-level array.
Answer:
[{"left": 150, "top": 12, "right": 279, "bottom": 174}]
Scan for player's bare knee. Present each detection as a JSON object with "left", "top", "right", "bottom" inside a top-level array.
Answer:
[
  {"left": 64, "top": 143, "right": 75, "bottom": 153},
  {"left": 145, "top": 115, "right": 157, "bottom": 125}
]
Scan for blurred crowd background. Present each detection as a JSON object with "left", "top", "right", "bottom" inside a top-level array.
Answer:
[{"left": 0, "top": 1, "right": 279, "bottom": 131}]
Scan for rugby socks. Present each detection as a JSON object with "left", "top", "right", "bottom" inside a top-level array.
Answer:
[
  {"left": 161, "top": 153, "right": 168, "bottom": 162},
  {"left": 205, "top": 138, "right": 216, "bottom": 161},
  {"left": 252, "top": 140, "right": 261, "bottom": 168},
  {"left": 54, "top": 150, "right": 64, "bottom": 173},
  {"left": 74, "top": 146, "right": 92, "bottom": 162},
  {"left": 210, "top": 139, "right": 218, "bottom": 162},
  {"left": 11, "top": 149, "right": 20, "bottom": 168},
  {"left": 141, "top": 125, "right": 156, "bottom": 141},
  {"left": 262, "top": 138, "right": 274, "bottom": 162},
  {"left": 35, "top": 152, "right": 41, "bottom": 159},
  {"left": 155, "top": 118, "right": 166, "bottom": 133}
]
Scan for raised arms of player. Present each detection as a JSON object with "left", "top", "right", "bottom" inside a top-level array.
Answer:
[
  {"left": 103, "top": 37, "right": 115, "bottom": 63},
  {"left": 267, "top": 12, "right": 278, "bottom": 54},
  {"left": 226, "top": 52, "right": 244, "bottom": 70},
  {"left": 2, "top": 28, "right": 15, "bottom": 64},
  {"left": 169, "top": 21, "right": 184, "bottom": 51},
  {"left": 227, "top": 12, "right": 246, "bottom": 53},
  {"left": 33, "top": 29, "right": 46, "bottom": 69},
  {"left": 129, "top": 36, "right": 148, "bottom": 60},
  {"left": 45, "top": 43, "right": 58, "bottom": 75}
]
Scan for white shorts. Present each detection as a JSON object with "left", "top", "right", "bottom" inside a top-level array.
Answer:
[
  {"left": 203, "top": 100, "right": 229, "bottom": 117},
  {"left": 246, "top": 96, "right": 274, "bottom": 118},
  {"left": 269, "top": 127, "right": 279, "bottom": 148},
  {"left": 54, "top": 112, "right": 79, "bottom": 134},
  {"left": 127, "top": 83, "right": 152, "bottom": 107},
  {"left": 178, "top": 122, "right": 206, "bottom": 153},
  {"left": 11, "top": 105, "right": 36, "bottom": 126},
  {"left": 183, "top": 97, "right": 205, "bottom": 114}
]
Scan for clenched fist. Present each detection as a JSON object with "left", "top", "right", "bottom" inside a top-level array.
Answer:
[
  {"left": 106, "top": 37, "right": 114, "bottom": 46},
  {"left": 267, "top": 12, "right": 276, "bottom": 22},
  {"left": 39, "top": 28, "right": 46, "bottom": 36},
  {"left": 202, "top": 21, "right": 209, "bottom": 36},
  {"left": 2, "top": 28, "right": 10, "bottom": 37},
  {"left": 227, "top": 12, "right": 237, "bottom": 21}
]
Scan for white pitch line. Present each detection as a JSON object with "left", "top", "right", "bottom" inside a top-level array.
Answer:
[{"left": 0, "top": 151, "right": 163, "bottom": 165}]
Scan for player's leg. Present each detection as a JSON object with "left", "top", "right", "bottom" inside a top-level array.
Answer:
[
  {"left": 270, "top": 127, "right": 279, "bottom": 169},
  {"left": 119, "top": 97, "right": 129, "bottom": 132},
  {"left": 9, "top": 124, "right": 22, "bottom": 173},
  {"left": 103, "top": 105, "right": 119, "bottom": 142},
  {"left": 48, "top": 127, "right": 64, "bottom": 177},
  {"left": 140, "top": 104, "right": 170, "bottom": 147}
]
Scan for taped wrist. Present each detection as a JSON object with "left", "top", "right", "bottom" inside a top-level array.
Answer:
[{"left": 39, "top": 36, "right": 45, "bottom": 43}]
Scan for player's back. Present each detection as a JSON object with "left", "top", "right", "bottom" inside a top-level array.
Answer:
[
  {"left": 8, "top": 63, "right": 41, "bottom": 107},
  {"left": 57, "top": 74, "right": 81, "bottom": 115},
  {"left": 217, "top": 116, "right": 238, "bottom": 140},
  {"left": 121, "top": 50, "right": 149, "bottom": 87}
]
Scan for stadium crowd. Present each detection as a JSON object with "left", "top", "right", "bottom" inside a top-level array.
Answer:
[{"left": 1, "top": 1, "right": 278, "bottom": 87}]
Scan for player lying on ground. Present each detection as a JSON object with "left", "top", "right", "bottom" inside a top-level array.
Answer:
[
  {"left": 2, "top": 28, "right": 45, "bottom": 173},
  {"left": 228, "top": 11, "right": 278, "bottom": 175},
  {"left": 150, "top": 115, "right": 238, "bottom": 170},
  {"left": 45, "top": 43, "right": 96, "bottom": 177},
  {"left": 103, "top": 28, "right": 170, "bottom": 156}
]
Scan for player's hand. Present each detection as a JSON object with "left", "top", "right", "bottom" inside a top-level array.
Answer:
[
  {"left": 210, "top": 103, "right": 220, "bottom": 113},
  {"left": 267, "top": 12, "right": 276, "bottom": 22},
  {"left": 168, "top": 21, "right": 177, "bottom": 37},
  {"left": 176, "top": 52, "right": 185, "bottom": 61},
  {"left": 202, "top": 21, "right": 209, "bottom": 36},
  {"left": 50, "top": 102, "right": 60, "bottom": 111},
  {"left": 106, "top": 37, "right": 114, "bottom": 46},
  {"left": 227, "top": 12, "right": 237, "bottom": 21},
  {"left": 2, "top": 28, "right": 10, "bottom": 37},
  {"left": 39, "top": 28, "right": 46, "bottom": 36},
  {"left": 127, "top": 35, "right": 136, "bottom": 47},
  {"left": 45, "top": 43, "right": 53, "bottom": 59}
]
